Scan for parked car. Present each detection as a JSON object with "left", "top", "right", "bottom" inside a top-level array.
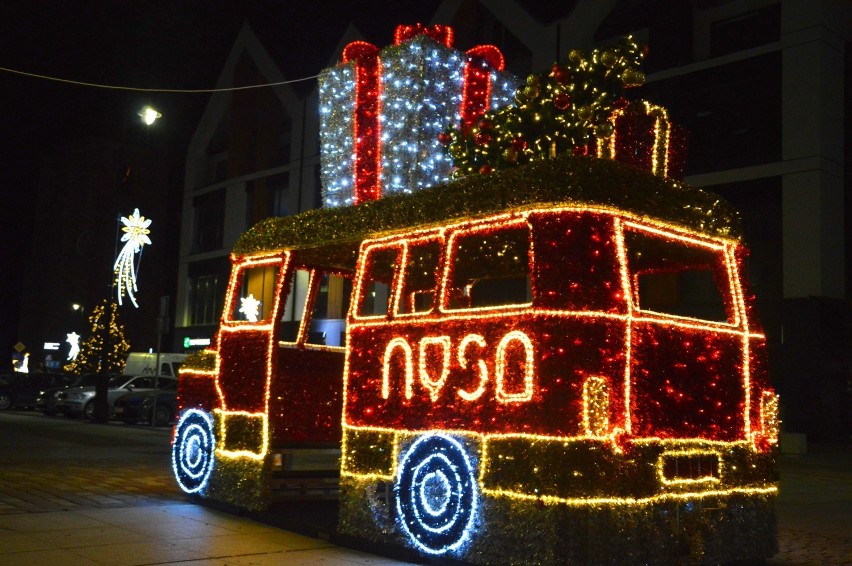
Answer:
[
  {"left": 58, "top": 374, "right": 177, "bottom": 420},
  {"left": 36, "top": 373, "right": 119, "bottom": 415},
  {"left": 113, "top": 379, "right": 178, "bottom": 426},
  {"left": 0, "top": 372, "right": 74, "bottom": 410}
]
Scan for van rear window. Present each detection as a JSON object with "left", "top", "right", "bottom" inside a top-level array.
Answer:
[
  {"left": 398, "top": 239, "right": 441, "bottom": 315},
  {"left": 446, "top": 224, "right": 532, "bottom": 310},
  {"left": 624, "top": 227, "right": 732, "bottom": 323}
]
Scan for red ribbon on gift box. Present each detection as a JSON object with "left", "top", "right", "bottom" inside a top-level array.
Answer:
[
  {"left": 342, "top": 41, "right": 382, "bottom": 203},
  {"left": 341, "top": 24, "right": 505, "bottom": 204}
]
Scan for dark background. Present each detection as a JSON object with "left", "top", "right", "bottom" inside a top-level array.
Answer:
[{"left": 0, "top": 0, "right": 442, "bottom": 357}]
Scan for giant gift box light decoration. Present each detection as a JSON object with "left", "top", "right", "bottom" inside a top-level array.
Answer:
[
  {"left": 173, "top": 28, "right": 778, "bottom": 564},
  {"left": 319, "top": 24, "right": 518, "bottom": 207}
]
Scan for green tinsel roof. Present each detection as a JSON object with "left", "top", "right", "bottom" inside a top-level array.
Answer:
[{"left": 233, "top": 155, "right": 741, "bottom": 262}]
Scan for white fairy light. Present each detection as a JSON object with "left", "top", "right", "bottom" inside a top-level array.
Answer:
[{"left": 239, "top": 293, "right": 261, "bottom": 322}]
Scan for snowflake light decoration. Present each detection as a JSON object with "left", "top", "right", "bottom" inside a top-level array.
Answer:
[
  {"left": 239, "top": 293, "right": 261, "bottom": 322},
  {"left": 113, "top": 208, "right": 152, "bottom": 308}
]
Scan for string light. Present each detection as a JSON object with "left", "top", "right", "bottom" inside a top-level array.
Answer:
[
  {"left": 582, "top": 376, "right": 610, "bottom": 437},
  {"left": 1, "top": 65, "right": 320, "bottom": 93}
]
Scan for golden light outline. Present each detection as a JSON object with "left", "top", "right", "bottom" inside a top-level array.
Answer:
[
  {"left": 582, "top": 376, "right": 610, "bottom": 437},
  {"left": 656, "top": 449, "right": 723, "bottom": 486},
  {"left": 494, "top": 330, "right": 535, "bottom": 403},
  {"left": 418, "top": 336, "right": 452, "bottom": 401},
  {"left": 215, "top": 408, "right": 269, "bottom": 460},
  {"left": 457, "top": 334, "right": 488, "bottom": 401}
]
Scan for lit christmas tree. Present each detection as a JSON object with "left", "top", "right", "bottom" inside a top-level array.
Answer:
[
  {"left": 440, "top": 36, "right": 647, "bottom": 176},
  {"left": 64, "top": 299, "right": 130, "bottom": 375}
]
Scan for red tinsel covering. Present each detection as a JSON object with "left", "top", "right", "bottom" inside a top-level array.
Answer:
[
  {"left": 629, "top": 323, "right": 743, "bottom": 440},
  {"left": 343, "top": 42, "right": 382, "bottom": 204},
  {"left": 343, "top": 207, "right": 769, "bottom": 445},
  {"left": 346, "top": 314, "right": 627, "bottom": 436},
  {"left": 177, "top": 372, "right": 220, "bottom": 414},
  {"left": 530, "top": 212, "right": 624, "bottom": 313},
  {"left": 268, "top": 347, "right": 344, "bottom": 444},
  {"left": 602, "top": 103, "right": 690, "bottom": 181},
  {"left": 216, "top": 332, "right": 270, "bottom": 412}
]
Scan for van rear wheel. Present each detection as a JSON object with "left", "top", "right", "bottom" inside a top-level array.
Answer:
[{"left": 395, "top": 433, "right": 478, "bottom": 555}]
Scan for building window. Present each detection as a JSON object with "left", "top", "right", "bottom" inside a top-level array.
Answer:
[
  {"left": 187, "top": 257, "right": 229, "bottom": 326},
  {"left": 268, "top": 172, "right": 290, "bottom": 217},
  {"left": 710, "top": 4, "right": 780, "bottom": 58},
  {"left": 192, "top": 189, "right": 225, "bottom": 253},
  {"left": 188, "top": 274, "right": 224, "bottom": 326},
  {"left": 640, "top": 53, "right": 781, "bottom": 175}
]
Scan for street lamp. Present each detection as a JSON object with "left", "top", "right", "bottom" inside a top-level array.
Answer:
[{"left": 138, "top": 106, "right": 162, "bottom": 126}]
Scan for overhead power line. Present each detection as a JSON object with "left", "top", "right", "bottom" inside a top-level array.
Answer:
[{"left": 0, "top": 66, "right": 319, "bottom": 93}]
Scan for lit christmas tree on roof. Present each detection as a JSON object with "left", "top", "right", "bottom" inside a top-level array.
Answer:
[{"left": 441, "top": 36, "right": 649, "bottom": 177}]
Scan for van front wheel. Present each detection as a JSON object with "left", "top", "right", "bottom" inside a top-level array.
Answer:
[
  {"left": 395, "top": 433, "right": 479, "bottom": 555},
  {"left": 172, "top": 409, "right": 216, "bottom": 495}
]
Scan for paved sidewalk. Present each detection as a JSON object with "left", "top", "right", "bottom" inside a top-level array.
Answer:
[
  {"left": 769, "top": 445, "right": 852, "bottom": 565},
  {"left": 1, "top": 412, "right": 850, "bottom": 564},
  {"left": 0, "top": 502, "right": 411, "bottom": 566}
]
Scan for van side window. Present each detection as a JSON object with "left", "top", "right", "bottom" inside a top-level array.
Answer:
[
  {"left": 305, "top": 273, "right": 352, "bottom": 346},
  {"left": 398, "top": 240, "right": 441, "bottom": 315},
  {"left": 279, "top": 269, "right": 311, "bottom": 342},
  {"left": 447, "top": 224, "right": 532, "bottom": 309},
  {"left": 624, "top": 228, "right": 732, "bottom": 323},
  {"left": 357, "top": 247, "right": 400, "bottom": 317},
  {"left": 230, "top": 264, "right": 279, "bottom": 322}
]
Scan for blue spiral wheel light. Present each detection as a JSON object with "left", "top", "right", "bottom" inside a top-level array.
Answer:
[
  {"left": 395, "top": 433, "right": 478, "bottom": 555},
  {"left": 172, "top": 409, "right": 215, "bottom": 494}
]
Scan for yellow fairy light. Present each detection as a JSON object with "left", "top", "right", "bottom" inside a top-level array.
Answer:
[
  {"left": 457, "top": 334, "right": 488, "bottom": 401},
  {"left": 382, "top": 337, "right": 414, "bottom": 399},
  {"left": 582, "top": 376, "right": 610, "bottom": 437},
  {"left": 418, "top": 336, "right": 452, "bottom": 401},
  {"left": 760, "top": 390, "right": 780, "bottom": 444},
  {"left": 494, "top": 330, "right": 535, "bottom": 403}
]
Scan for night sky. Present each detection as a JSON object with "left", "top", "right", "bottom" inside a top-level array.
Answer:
[{"left": 1, "top": 0, "right": 443, "bottom": 354}]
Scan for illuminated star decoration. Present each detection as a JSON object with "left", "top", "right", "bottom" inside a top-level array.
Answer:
[
  {"left": 239, "top": 294, "right": 261, "bottom": 322},
  {"left": 66, "top": 332, "right": 80, "bottom": 361},
  {"left": 113, "top": 208, "right": 152, "bottom": 308}
]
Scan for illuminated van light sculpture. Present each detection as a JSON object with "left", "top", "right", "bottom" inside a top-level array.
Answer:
[
  {"left": 174, "top": 152, "right": 778, "bottom": 564},
  {"left": 173, "top": 27, "right": 776, "bottom": 566}
]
